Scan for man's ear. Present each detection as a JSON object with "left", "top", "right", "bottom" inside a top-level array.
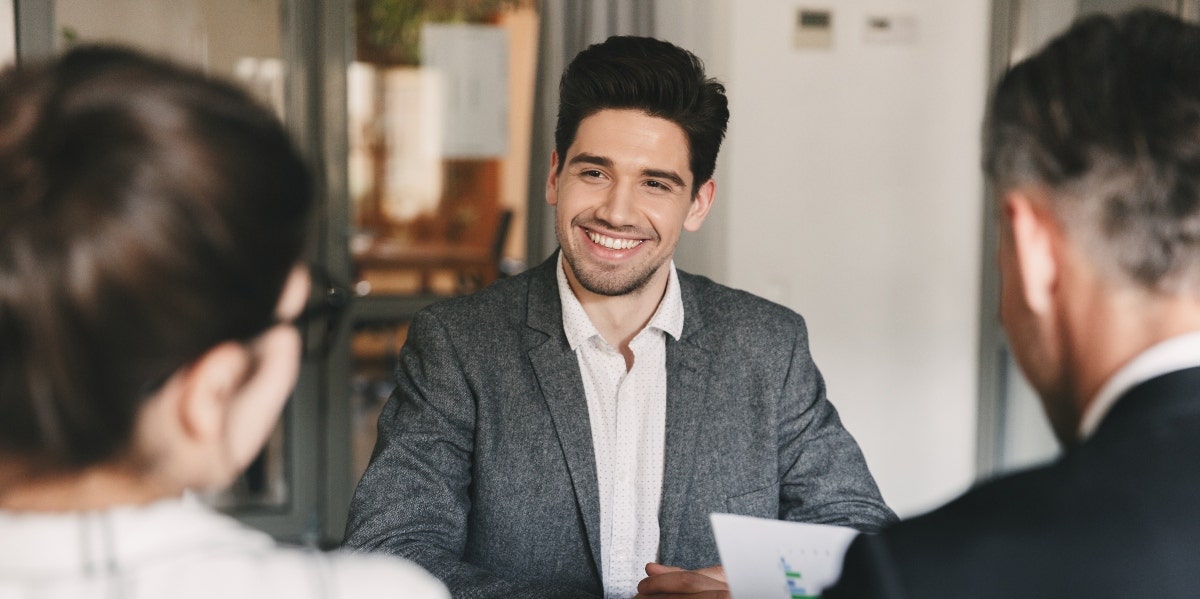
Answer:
[
  {"left": 684, "top": 178, "right": 716, "bottom": 232},
  {"left": 546, "top": 150, "right": 561, "bottom": 206},
  {"left": 1005, "top": 190, "right": 1059, "bottom": 315}
]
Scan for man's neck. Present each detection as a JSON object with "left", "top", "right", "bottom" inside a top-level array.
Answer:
[
  {"left": 1066, "top": 285, "right": 1200, "bottom": 428},
  {"left": 564, "top": 264, "right": 671, "bottom": 364}
]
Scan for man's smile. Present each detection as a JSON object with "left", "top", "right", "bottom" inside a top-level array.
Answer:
[{"left": 585, "top": 228, "right": 646, "bottom": 251}]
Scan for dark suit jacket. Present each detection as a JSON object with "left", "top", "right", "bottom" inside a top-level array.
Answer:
[
  {"left": 825, "top": 366, "right": 1200, "bottom": 599},
  {"left": 344, "top": 256, "right": 894, "bottom": 598}
]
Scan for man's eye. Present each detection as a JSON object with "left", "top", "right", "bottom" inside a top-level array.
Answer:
[
  {"left": 646, "top": 180, "right": 671, "bottom": 191},
  {"left": 582, "top": 169, "right": 603, "bottom": 178}
]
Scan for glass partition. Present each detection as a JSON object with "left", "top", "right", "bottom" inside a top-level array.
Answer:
[
  {"left": 338, "top": 0, "right": 539, "bottom": 516},
  {"left": 347, "top": 1, "right": 536, "bottom": 298}
]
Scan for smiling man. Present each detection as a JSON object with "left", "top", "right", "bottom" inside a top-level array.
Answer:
[{"left": 344, "top": 36, "right": 894, "bottom": 599}]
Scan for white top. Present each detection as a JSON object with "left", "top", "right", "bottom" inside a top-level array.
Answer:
[
  {"left": 0, "top": 495, "right": 448, "bottom": 599},
  {"left": 1079, "top": 330, "right": 1200, "bottom": 439},
  {"left": 557, "top": 254, "right": 684, "bottom": 599}
]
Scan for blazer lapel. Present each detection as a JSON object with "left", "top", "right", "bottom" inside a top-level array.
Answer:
[
  {"left": 524, "top": 256, "right": 604, "bottom": 574},
  {"left": 657, "top": 275, "right": 715, "bottom": 564}
]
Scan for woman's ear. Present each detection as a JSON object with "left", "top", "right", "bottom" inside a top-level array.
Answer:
[
  {"left": 144, "top": 267, "right": 308, "bottom": 492},
  {"left": 213, "top": 266, "right": 307, "bottom": 474},
  {"left": 175, "top": 342, "right": 253, "bottom": 446},
  {"left": 151, "top": 342, "right": 255, "bottom": 490}
]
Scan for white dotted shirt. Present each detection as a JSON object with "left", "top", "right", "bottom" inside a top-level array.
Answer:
[{"left": 556, "top": 254, "right": 684, "bottom": 599}]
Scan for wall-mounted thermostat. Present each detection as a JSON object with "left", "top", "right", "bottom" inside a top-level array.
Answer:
[{"left": 794, "top": 8, "right": 833, "bottom": 49}]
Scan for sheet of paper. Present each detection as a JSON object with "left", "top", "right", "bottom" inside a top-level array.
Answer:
[{"left": 710, "top": 513, "right": 859, "bottom": 599}]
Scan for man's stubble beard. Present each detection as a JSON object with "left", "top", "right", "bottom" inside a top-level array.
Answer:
[{"left": 564, "top": 252, "right": 661, "bottom": 297}]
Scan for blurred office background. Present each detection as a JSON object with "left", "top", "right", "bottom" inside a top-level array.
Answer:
[{"left": 1, "top": 0, "right": 1194, "bottom": 546}]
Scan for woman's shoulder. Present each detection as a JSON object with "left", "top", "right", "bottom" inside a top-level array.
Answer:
[
  {"left": 0, "top": 501, "right": 448, "bottom": 599},
  {"left": 320, "top": 550, "right": 449, "bottom": 598},
  {"left": 105, "top": 499, "right": 448, "bottom": 599},
  {"left": 160, "top": 501, "right": 449, "bottom": 599}
]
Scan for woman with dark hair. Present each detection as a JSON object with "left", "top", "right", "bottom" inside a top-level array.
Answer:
[{"left": 0, "top": 46, "right": 446, "bottom": 598}]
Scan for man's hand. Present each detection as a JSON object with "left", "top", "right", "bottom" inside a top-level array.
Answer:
[{"left": 633, "top": 563, "right": 729, "bottom": 598}]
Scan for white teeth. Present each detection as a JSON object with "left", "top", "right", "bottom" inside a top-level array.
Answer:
[{"left": 588, "top": 230, "right": 642, "bottom": 250}]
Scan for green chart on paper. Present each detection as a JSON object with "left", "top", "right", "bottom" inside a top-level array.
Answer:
[{"left": 781, "top": 555, "right": 820, "bottom": 599}]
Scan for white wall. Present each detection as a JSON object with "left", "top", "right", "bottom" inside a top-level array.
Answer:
[{"left": 720, "top": 0, "right": 991, "bottom": 516}]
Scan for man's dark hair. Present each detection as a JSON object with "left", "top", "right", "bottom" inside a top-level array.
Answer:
[
  {"left": 984, "top": 9, "right": 1200, "bottom": 293},
  {"left": 0, "top": 46, "right": 312, "bottom": 470},
  {"left": 554, "top": 36, "right": 729, "bottom": 194}
]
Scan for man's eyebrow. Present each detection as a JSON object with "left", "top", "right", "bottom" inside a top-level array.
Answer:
[{"left": 567, "top": 153, "right": 613, "bottom": 169}]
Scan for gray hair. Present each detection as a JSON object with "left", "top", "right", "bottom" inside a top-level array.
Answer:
[{"left": 984, "top": 9, "right": 1200, "bottom": 294}]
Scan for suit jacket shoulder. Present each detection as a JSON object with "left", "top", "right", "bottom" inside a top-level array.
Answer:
[
  {"left": 676, "top": 270, "right": 804, "bottom": 331},
  {"left": 417, "top": 264, "right": 536, "bottom": 328},
  {"left": 827, "top": 367, "right": 1200, "bottom": 598},
  {"left": 673, "top": 270, "right": 812, "bottom": 380}
]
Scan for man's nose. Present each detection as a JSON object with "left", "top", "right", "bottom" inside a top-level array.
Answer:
[{"left": 593, "top": 183, "right": 637, "bottom": 226}]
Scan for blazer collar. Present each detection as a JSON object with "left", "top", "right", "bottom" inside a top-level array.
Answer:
[
  {"left": 659, "top": 270, "right": 717, "bottom": 563},
  {"left": 1081, "top": 331, "right": 1200, "bottom": 439},
  {"left": 676, "top": 271, "right": 710, "bottom": 342},
  {"left": 1091, "top": 365, "right": 1200, "bottom": 443},
  {"left": 526, "top": 253, "right": 565, "bottom": 341},
  {"left": 524, "top": 253, "right": 604, "bottom": 572}
]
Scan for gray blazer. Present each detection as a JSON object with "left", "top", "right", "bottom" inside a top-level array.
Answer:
[{"left": 345, "top": 256, "right": 895, "bottom": 598}]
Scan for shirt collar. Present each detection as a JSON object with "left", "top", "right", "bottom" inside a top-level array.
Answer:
[
  {"left": 556, "top": 251, "right": 685, "bottom": 351},
  {"left": 1079, "top": 330, "right": 1200, "bottom": 439}
]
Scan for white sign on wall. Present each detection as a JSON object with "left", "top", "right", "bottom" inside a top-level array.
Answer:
[{"left": 421, "top": 23, "right": 509, "bottom": 159}]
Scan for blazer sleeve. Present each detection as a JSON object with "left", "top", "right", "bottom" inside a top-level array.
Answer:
[
  {"left": 776, "top": 315, "right": 898, "bottom": 532},
  {"left": 342, "top": 309, "right": 598, "bottom": 599}
]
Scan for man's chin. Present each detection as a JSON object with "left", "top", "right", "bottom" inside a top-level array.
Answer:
[
  {"left": 577, "top": 274, "right": 652, "bottom": 297},
  {"left": 573, "top": 263, "right": 660, "bottom": 297}
]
